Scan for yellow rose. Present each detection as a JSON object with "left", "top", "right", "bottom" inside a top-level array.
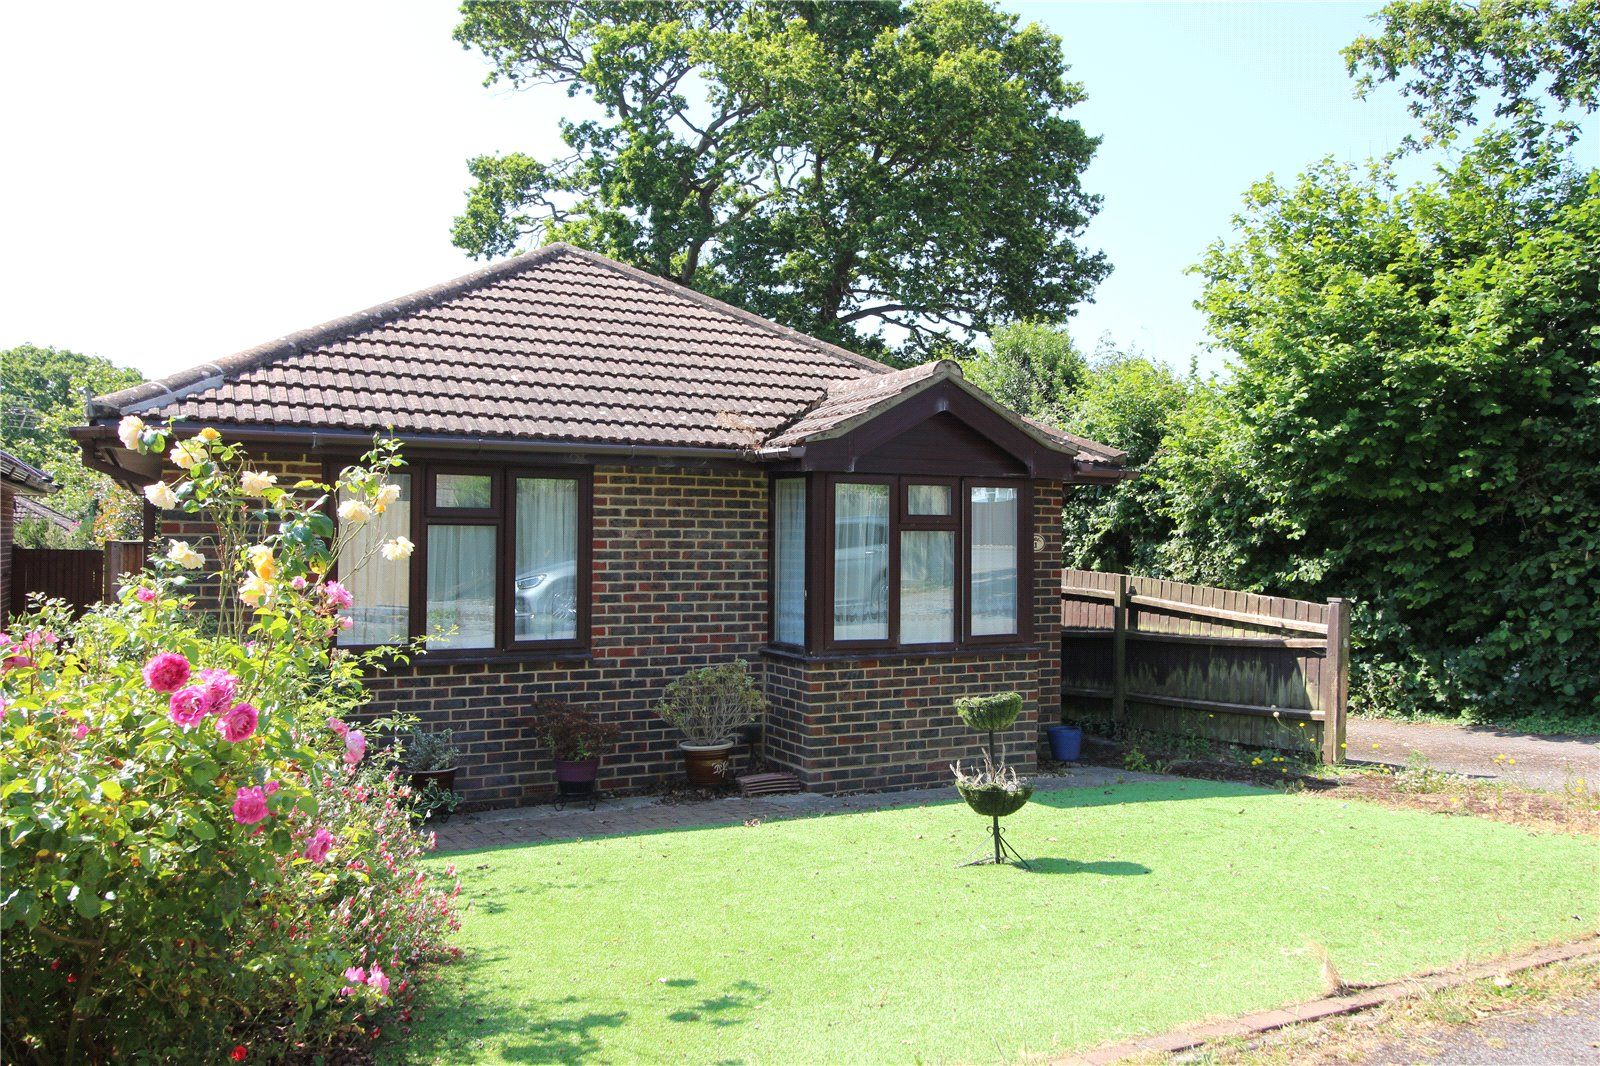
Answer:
[
  {"left": 338, "top": 500, "right": 373, "bottom": 524},
  {"left": 380, "top": 535, "right": 415, "bottom": 561},
  {"left": 197, "top": 427, "right": 221, "bottom": 443},
  {"left": 240, "top": 470, "right": 277, "bottom": 496},
  {"left": 165, "top": 540, "right": 205, "bottom": 569},
  {"left": 239, "top": 574, "right": 274, "bottom": 608},
  {"left": 169, "top": 445, "right": 197, "bottom": 471},
  {"left": 374, "top": 483, "right": 402, "bottom": 513},
  {"left": 117, "top": 415, "right": 146, "bottom": 451},
  {"left": 247, "top": 545, "right": 277, "bottom": 581}
]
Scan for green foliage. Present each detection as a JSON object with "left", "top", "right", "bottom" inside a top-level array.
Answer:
[
  {"left": 452, "top": 0, "right": 1107, "bottom": 359},
  {"left": 0, "top": 432, "right": 459, "bottom": 1062},
  {"left": 1184, "top": 139, "right": 1600, "bottom": 721},
  {"left": 0, "top": 344, "right": 144, "bottom": 546},
  {"left": 400, "top": 727, "right": 462, "bottom": 772},
  {"left": 1344, "top": 0, "right": 1600, "bottom": 155},
  {"left": 656, "top": 659, "right": 766, "bottom": 745},
  {"left": 953, "top": 691, "right": 1022, "bottom": 732},
  {"left": 529, "top": 703, "right": 621, "bottom": 761},
  {"left": 959, "top": 321, "right": 1086, "bottom": 423}
]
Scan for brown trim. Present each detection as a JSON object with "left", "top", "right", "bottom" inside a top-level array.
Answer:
[
  {"left": 425, "top": 466, "right": 499, "bottom": 517},
  {"left": 759, "top": 642, "right": 1046, "bottom": 664},
  {"left": 962, "top": 478, "right": 1031, "bottom": 646},
  {"left": 900, "top": 477, "right": 959, "bottom": 529}
]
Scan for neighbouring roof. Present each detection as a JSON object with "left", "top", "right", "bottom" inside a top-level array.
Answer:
[
  {"left": 0, "top": 449, "right": 56, "bottom": 496},
  {"left": 85, "top": 243, "right": 1125, "bottom": 471},
  {"left": 14, "top": 492, "right": 79, "bottom": 532}
]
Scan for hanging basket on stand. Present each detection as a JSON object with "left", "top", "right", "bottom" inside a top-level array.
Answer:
[{"left": 956, "top": 780, "right": 1035, "bottom": 818}]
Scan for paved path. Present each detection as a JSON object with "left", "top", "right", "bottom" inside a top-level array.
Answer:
[
  {"left": 1358, "top": 989, "right": 1600, "bottom": 1064},
  {"left": 1346, "top": 717, "right": 1599, "bottom": 791},
  {"left": 433, "top": 765, "right": 1164, "bottom": 852}
]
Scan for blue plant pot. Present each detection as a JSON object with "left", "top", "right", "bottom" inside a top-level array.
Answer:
[{"left": 1047, "top": 725, "right": 1082, "bottom": 762}]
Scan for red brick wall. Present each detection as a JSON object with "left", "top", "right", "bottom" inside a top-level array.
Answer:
[{"left": 153, "top": 451, "right": 1064, "bottom": 807}]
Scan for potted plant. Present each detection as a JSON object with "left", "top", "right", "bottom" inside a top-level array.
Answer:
[
  {"left": 656, "top": 660, "right": 766, "bottom": 787},
  {"left": 401, "top": 726, "right": 461, "bottom": 796},
  {"left": 412, "top": 779, "right": 461, "bottom": 825},
  {"left": 530, "top": 702, "right": 620, "bottom": 802}
]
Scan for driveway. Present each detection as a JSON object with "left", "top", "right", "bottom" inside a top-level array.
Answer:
[
  {"left": 1346, "top": 717, "right": 1600, "bottom": 791},
  {"left": 1358, "top": 988, "right": 1600, "bottom": 1065}
]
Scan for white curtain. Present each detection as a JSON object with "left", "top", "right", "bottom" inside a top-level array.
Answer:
[
  {"left": 970, "top": 486, "right": 1018, "bottom": 636},
  {"left": 514, "top": 478, "right": 578, "bottom": 642},
  {"left": 907, "top": 483, "right": 951, "bottom": 516},
  {"left": 833, "top": 482, "right": 889, "bottom": 641},
  {"left": 338, "top": 474, "right": 410, "bottom": 646},
  {"left": 900, "top": 530, "right": 954, "bottom": 643},
  {"left": 427, "top": 525, "right": 497, "bottom": 649},
  {"left": 773, "top": 478, "right": 806, "bottom": 645}
]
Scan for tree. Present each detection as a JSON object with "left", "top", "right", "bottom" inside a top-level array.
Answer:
[
  {"left": 1344, "top": 0, "right": 1600, "bottom": 155},
  {"left": 453, "top": 0, "right": 1107, "bottom": 359},
  {"left": 958, "top": 321, "right": 1085, "bottom": 423},
  {"left": 1188, "top": 140, "right": 1600, "bottom": 722},
  {"left": 0, "top": 343, "right": 143, "bottom": 546}
]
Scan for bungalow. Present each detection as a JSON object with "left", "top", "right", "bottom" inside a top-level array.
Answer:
[
  {"left": 1, "top": 449, "right": 60, "bottom": 612},
  {"left": 73, "top": 244, "right": 1127, "bottom": 804}
]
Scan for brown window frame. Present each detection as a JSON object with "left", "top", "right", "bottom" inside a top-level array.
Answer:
[
  {"left": 329, "top": 459, "right": 592, "bottom": 661},
  {"left": 780, "top": 473, "right": 1031, "bottom": 654}
]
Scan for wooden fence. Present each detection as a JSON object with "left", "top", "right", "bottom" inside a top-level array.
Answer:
[
  {"left": 8, "top": 540, "right": 146, "bottom": 617},
  {"left": 1060, "top": 569, "right": 1350, "bottom": 763}
]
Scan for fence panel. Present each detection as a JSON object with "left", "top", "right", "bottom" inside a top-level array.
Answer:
[
  {"left": 1061, "top": 569, "right": 1349, "bottom": 763},
  {"left": 10, "top": 547, "right": 104, "bottom": 616}
]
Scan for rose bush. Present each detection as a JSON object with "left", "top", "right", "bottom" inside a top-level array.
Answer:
[{"left": 0, "top": 427, "right": 459, "bottom": 1063}]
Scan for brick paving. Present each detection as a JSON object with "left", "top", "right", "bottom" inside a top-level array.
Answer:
[{"left": 431, "top": 765, "right": 1162, "bottom": 852}]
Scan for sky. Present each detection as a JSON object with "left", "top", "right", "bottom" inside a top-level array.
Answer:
[{"left": 0, "top": 2, "right": 1507, "bottom": 383}]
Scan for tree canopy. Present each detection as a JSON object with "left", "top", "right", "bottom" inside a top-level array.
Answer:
[
  {"left": 453, "top": 0, "right": 1107, "bottom": 359},
  {"left": 1, "top": 344, "right": 143, "bottom": 546}
]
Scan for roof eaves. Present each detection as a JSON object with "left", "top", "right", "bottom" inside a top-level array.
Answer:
[{"left": 0, "top": 449, "right": 57, "bottom": 495}]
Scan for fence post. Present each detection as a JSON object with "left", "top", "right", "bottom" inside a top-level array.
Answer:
[
  {"left": 1321, "top": 598, "right": 1350, "bottom": 764},
  {"left": 1111, "top": 574, "right": 1129, "bottom": 725}
]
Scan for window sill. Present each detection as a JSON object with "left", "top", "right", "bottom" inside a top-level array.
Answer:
[
  {"left": 403, "top": 648, "right": 594, "bottom": 670},
  {"left": 760, "top": 643, "right": 1046, "bottom": 665}
]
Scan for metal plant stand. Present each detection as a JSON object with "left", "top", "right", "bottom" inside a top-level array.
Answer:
[{"left": 953, "top": 711, "right": 1033, "bottom": 870}]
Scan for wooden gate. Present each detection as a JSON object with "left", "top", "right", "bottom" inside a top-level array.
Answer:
[
  {"left": 10, "top": 547, "right": 104, "bottom": 615},
  {"left": 1061, "top": 570, "right": 1350, "bottom": 764}
]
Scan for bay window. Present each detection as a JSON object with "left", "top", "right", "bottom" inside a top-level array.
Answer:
[
  {"left": 772, "top": 474, "right": 1029, "bottom": 652},
  {"left": 336, "top": 462, "right": 589, "bottom": 656}
]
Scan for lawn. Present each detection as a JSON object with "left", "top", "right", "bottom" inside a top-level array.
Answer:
[{"left": 399, "top": 780, "right": 1599, "bottom": 1064}]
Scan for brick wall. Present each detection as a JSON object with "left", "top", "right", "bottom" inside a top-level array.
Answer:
[
  {"left": 154, "top": 450, "right": 1065, "bottom": 807},
  {"left": 1, "top": 486, "right": 13, "bottom": 614}
]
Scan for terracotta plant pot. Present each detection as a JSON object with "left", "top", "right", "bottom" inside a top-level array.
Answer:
[
  {"left": 554, "top": 757, "right": 600, "bottom": 799},
  {"left": 409, "top": 767, "right": 458, "bottom": 796},
  {"left": 680, "top": 740, "right": 736, "bottom": 787}
]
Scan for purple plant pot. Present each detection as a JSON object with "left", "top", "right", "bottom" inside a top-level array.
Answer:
[{"left": 554, "top": 757, "right": 600, "bottom": 799}]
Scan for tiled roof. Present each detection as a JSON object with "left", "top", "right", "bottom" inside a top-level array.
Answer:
[
  {"left": 763, "top": 360, "right": 1126, "bottom": 463},
  {"left": 91, "top": 244, "right": 886, "bottom": 450},
  {"left": 88, "top": 243, "right": 1123, "bottom": 468},
  {"left": 14, "top": 492, "right": 78, "bottom": 532},
  {"left": 0, "top": 449, "right": 56, "bottom": 495}
]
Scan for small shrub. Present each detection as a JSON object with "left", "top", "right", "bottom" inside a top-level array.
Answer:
[
  {"left": 401, "top": 727, "right": 461, "bottom": 772},
  {"left": 954, "top": 691, "right": 1023, "bottom": 732},
  {"left": 530, "top": 703, "right": 620, "bottom": 761},
  {"left": 656, "top": 660, "right": 766, "bottom": 746}
]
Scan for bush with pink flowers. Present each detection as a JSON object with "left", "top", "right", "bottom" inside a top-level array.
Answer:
[{"left": 0, "top": 429, "right": 459, "bottom": 1063}]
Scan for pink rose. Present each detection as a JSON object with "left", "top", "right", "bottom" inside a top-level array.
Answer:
[
  {"left": 73, "top": 722, "right": 90, "bottom": 740},
  {"left": 322, "top": 581, "right": 353, "bottom": 610},
  {"left": 217, "top": 702, "right": 259, "bottom": 743},
  {"left": 135, "top": 587, "right": 158, "bottom": 603},
  {"left": 231, "top": 786, "right": 269, "bottom": 825},
  {"left": 366, "top": 966, "right": 390, "bottom": 995},
  {"left": 344, "top": 966, "right": 366, "bottom": 985},
  {"left": 3, "top": 655, "right": 34, "bottom": 672},
  {"left": 327, "top": 717, "right": 349, "bottom": 737},
  {"left": 142, "top": 652, "right": 192, "bottom": 693},
  {"left": 264, "top": 780, "right": 281, "bottom": 796},
  {"left": 338, "top": 616, "right": 354, "bottom": 631},
  {"left": 194, "top": 669, "right": 238, "bottom": 716},
  {"left": 168, "top": 687, "right": 207, "bottom": 729},
  {"left": 305, "top": 827, "right": 335, "bottom": 863},
  {"left": 291, "top": 575, "right": 308, "bottom": 591},
  {"left": 343, "top": 729, "right": 367, "bottom": 767}
]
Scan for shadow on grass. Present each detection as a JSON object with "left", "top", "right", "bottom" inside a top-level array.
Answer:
[
  {"left": 1022, "top": 858, "right": 1151, "bottom": 876},
  {"left": 664, "top": 978, "right": 768, "bottom": 1028},
  {"left": 400, "top": 972, "right": 628, "bottom": 1064}
]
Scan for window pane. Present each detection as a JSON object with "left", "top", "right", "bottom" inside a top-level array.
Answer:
[
  {"left": 514, "top": 478, "right": 578, "bottom": 642},
  {"left": 435, "top": 473, "right": 492, "bottom": 510},
  {"left": 907, "top": 484, "right": 951, "bottom": 516},
  {"left": 773, "top": 478, "right": 806, "bottom": 645},
  {"left": 833, "top": 483, "right": 889, "bottom": 641},
  {"left": 427, "top": 525, "right": 496, "bottom": 649},
  {"left": 970, "top": 486, "right": 1018, "bottom": 636},
  {"left": 337, "top": 474, "right": 410, "bottom": 646},
  {"left": 900, "top": 530, "right": 954, "bottom": 643}
]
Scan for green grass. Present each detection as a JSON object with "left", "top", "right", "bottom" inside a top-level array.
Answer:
[{"left": 399, "top": 781, "right": 1599, "bottom": 1064}]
